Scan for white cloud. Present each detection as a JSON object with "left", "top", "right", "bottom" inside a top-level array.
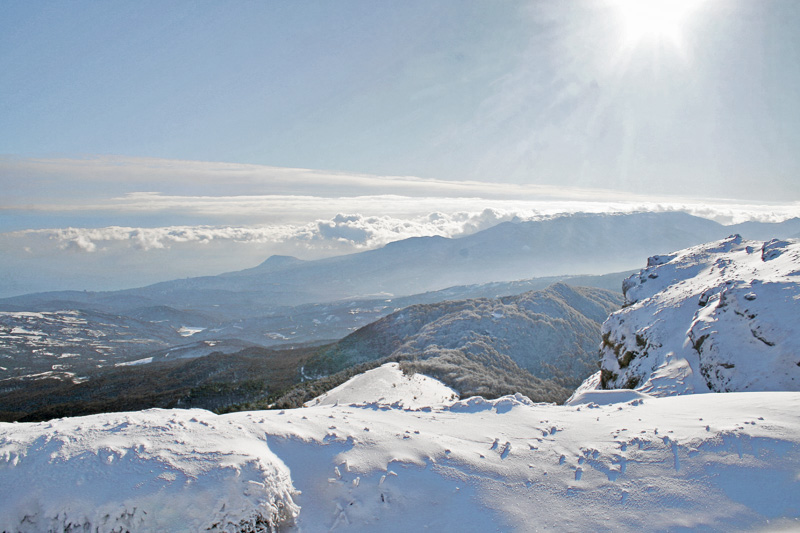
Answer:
[
  {"left": 9, "top": 200, "right": 799, "bottom": 260},
  {"left": 60, "top": 233, "right": 97, "bottom": 253},
  {"left": 1, "top": 154, "right": 750, "bottom": 208},
  {"left": 3, "top": 155, "right": 797, "bottom": 229},
  {"left": 2, "top": 155, "right": 605, "bottom": 204},
  {"left": 1, "top": 154, "right": 798, "bottom": 297},
  {"left": 14, "top": 209, "right": 527, "bottom": 255}
]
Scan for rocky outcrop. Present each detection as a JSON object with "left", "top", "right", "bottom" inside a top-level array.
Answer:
[{"left": 589, "top": 235, "right": 800, "bottom": 396}]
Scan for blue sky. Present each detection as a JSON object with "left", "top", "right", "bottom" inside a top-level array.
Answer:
[
  {"left": 2, "top": 2, "right": 522, "bottom": 175},
  {"left": 1, "top": 0, "right": 799, "bottom": 295},
  {"left": 3, "top": 0, "right": 799, "bottom": 197}
]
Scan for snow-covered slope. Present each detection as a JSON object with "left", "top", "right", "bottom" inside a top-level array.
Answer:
[
  {"left": 0, "top": 409, "right": 298, "bottom": 532},
  {"left": 305, "top": 362, "right": 458, "bottom": 408},
  {"left": 588, "top": 235, "right": 800, "bottom": 396},
  {"left": 2, "top": 392, "right": 800, "bottom": 531},
  {"left": 305, "top": 283, "right": 622, "bottom": 403}
]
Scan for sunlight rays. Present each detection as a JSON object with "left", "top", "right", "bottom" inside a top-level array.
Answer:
[{"left": 613, "top": 0, "right": 706, "bottom": 49}]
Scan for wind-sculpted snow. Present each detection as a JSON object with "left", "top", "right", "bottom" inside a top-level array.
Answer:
[
  {"left": 589, "top": 235, "right": 800, "bottom": 396},
  {"left": 0, "top": 409, "right": 299, "bottom": 532},
  {"left": 2, "top": 392, "right": 799, "bottom": 531},
  {"left": 305, "top": 283, "right": 622, "bottom": 403}
]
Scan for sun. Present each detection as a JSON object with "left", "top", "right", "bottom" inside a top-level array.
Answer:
[{"left": 614, "top": 0, "right": 704, "bottom": 48}]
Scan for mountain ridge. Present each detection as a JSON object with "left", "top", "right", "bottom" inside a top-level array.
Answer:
[
  {"left": 3, "top": 212, "right": 799, "bottom": 317},
  {"left": 296, "top": 283, "right": 623, "bottom": 404}
]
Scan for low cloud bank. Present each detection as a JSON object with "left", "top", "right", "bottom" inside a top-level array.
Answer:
[
  {"left": 13, "top": 209, "right": 525, "bottom": 254},
  {"left": 1, "top": 206, "right": 798, "bottom": 297},
  {"left": 8, "top": 201, "right": 800, "bottom": 257},
  {"left": 3, "top": 154, "right": 797, "bottom": 297}
]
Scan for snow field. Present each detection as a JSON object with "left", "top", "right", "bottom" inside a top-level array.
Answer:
[
  {"left": 251, "top": 392, "right": 800, "bottom": 531},
  {"left": 3, "top": 390, "right": 798, "bottom": 531}
]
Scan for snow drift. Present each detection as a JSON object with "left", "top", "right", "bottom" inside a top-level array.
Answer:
[{"left": 0, "top": 409, "right": 298, "bottom": 532}]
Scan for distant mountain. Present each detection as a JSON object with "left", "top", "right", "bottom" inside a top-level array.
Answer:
[
  {"left": 297, "top": 283, "right": 622, "bottom": 404},
  {"left": 5, "top": 212, "right": 797, "bottom": 320},
  {"left": 576, "top": 236, "right": 800, "bottom": 397},
  {"left": 113, "top": 212, "right": 798, "bottom": 314},
  {"left": 2, "top": 211, "right": 798, "bottom": 382},
  {"left": 727, "top": 217, "right": 800, "bottom": 241}
]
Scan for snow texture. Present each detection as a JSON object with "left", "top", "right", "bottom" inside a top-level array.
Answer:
[
  {"left": 305, "top": 362, "right": 458, "bottom": 408},
  {"left": 590, "top": 236, "right": 800, "bottom": 396},
  {"left": 0, "top": 409, "right": 299, "bottom": 532},
  {"left": 2, "top": 391, "right": 799, "bottom": 531}
]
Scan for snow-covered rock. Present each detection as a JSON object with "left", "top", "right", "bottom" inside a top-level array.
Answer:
[
  {"left": 0, "top": 409, "right": 298, "bottom": 532},
  {"left": 591, "top": 235, "right": 800, "bottom": 396}
]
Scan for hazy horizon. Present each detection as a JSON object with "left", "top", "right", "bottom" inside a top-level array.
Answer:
[{"left": 2, "top": 0, "right": 799, "bottom": 296}]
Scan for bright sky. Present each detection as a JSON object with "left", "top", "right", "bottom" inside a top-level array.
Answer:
[
  {"left": 3, "top": 0, "right": 800, "bottom": 196},
  {"left": 1, "top": 0, "right": 799, "bottom": 295}
]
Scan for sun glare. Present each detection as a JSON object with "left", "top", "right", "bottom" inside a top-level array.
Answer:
[{"left": 615, "top": 0, "right": 703, "bottom": 47}]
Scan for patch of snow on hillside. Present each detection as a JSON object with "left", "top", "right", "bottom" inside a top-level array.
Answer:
[
  {"left": 587, "top": 236, "right": 800, "bottom": 396},
  {"left": 305, "top": 362, "right": 458, "bottom": 407},
  {"left": 177, "top": 326, "right": 205, "bottom": 337},
  {"left": 566, "top": 383, "right": 653, "bottom": 406},
  {"left": 114, "top": 356, "right": 154, "bottom": 367}
]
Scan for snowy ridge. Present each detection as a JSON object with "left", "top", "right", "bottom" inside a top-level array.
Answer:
[
  {"left": 2, "top": 392, "right": 800, "bottom": 531},
  {"left": 589, "top": 235, "right": 800, "bottom": 396},
  {"left": 305, "top": 362, "right": 458, "bottom": 408},
  {"left": 3, "top": 235, "right": 800, "bottom": 530}
]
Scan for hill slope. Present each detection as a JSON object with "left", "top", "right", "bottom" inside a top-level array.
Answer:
[
  {"left": 0, "top": 344, "right": 323, "bottom": 422},
  {"left": 0, "top": 271, "right": 630, "bottom": 383},
  {"left": 301, "top": 283, "right": 622, "bottom": 403}
]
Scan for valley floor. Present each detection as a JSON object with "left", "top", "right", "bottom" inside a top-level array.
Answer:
[{"left": 2, "top": 388, "right": 799, "bottom": 532}]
